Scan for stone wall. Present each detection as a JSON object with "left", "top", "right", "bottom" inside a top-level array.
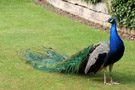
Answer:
[
  {"left": 67, "top": 0, "right": 109, "bottom": 14},
  {"left": 47, "top": 0, "right": 111, "bottom": 26}
]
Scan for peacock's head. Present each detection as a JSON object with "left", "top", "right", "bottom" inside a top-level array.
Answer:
[{"left": 108, "top": 18, "right": 116, "bottom": 24}]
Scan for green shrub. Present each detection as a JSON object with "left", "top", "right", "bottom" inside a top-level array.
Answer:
[
  {"left": 83, "top": 0, "right": 135, "bottom": 30},
  {"left": 111, "top": 0, "right": 135, "bottom": 30}
]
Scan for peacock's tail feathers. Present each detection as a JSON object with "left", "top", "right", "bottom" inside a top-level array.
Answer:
[
  {"left": 56, "top": 45, "right": 94, "bottom": 73},
  {"left": 22, "top": 47, "right": 68, "bottom": 71},
  {"left": 20, "top": 41, "right": 110, "bottom": 74},
  {"left": 21, "top": 45, "right": 94, "bottom": 73}
]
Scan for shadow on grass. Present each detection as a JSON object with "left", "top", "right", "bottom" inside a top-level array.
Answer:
[{"left": 59, "top": 71, "right": 135, "bottom": 85}]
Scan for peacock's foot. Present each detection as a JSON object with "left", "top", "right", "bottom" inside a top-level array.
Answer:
[
  {"left": 104, "top": 81, "right": 119, "bottom": 85},
  {"left": 110, "top": 81, "right": 119, "bottom": 85}
]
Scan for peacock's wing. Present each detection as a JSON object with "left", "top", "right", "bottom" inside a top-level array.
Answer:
[{"left": 85, "top": 43, "right": 110, "bottom": 74}]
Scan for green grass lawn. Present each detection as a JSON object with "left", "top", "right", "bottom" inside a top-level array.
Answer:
[{"left": 0, "top": 0, "right": 135, "bottom": 90}]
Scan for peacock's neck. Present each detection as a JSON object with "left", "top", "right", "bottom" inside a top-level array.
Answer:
[
  {"left": 110, "top": 23, "right": 118, "bottom": 38},
  {"left": 103, "top": 21, "right": 125, "bottom": 67},
  {"left": 110, "top": 23, "right": 123, "bottom": 52}
]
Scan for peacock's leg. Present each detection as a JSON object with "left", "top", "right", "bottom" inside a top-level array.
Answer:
[
  {"left": 104, "top": 68, "right": 107, "bottom": 85},
  {"left": 109, "top": 64, "right": 119, "bottom": 85}
]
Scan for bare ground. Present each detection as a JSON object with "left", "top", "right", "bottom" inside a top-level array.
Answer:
[{"left": 35, "top": 0, "right": 135, "bottom": 41}]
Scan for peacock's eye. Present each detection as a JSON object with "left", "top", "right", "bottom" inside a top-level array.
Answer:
[{"left": 110, "top": 19, "right": 113, "bottom": 23}]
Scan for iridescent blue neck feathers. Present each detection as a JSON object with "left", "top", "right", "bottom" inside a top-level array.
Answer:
[
  {"left": 110, "top": 23, "right": 124, "bottom": 52},
  {"left": 103, "top": 17, "right": 125, "bottom": 66}
]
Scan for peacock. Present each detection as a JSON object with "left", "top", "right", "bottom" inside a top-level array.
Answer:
[{"left": 21, "top": 17, "right": 125, "bottom": 85}]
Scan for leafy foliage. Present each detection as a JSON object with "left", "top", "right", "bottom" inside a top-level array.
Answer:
[
  {"left": 83, "top": 0, "right": 101, "bottom": 4},
  {"left": 111, "top": 0, "right": 135, "bottom": 29}
]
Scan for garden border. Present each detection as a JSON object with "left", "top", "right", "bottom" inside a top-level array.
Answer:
[{"left": 35, "top": 0, "right": 135, "bottom": 41}]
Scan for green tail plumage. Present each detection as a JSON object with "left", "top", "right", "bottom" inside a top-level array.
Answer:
[{"left": 22, "top": 45, "right": 94, "bottom": 73}]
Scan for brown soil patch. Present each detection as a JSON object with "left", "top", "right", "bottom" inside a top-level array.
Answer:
[{"left": 35, "top": 0, "right": 135, "bottom": 41}]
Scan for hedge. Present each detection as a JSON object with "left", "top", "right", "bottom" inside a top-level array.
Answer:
[{"left": 111, "top": 0, "right": 135, "bottom": 30}]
